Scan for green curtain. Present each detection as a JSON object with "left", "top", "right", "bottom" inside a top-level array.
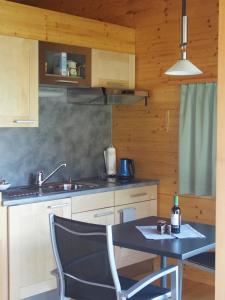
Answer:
[{"left": 179, "top": 83, "right": 217, "bottom": 196}]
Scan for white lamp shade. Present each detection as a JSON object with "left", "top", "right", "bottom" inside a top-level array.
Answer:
[{"left": 165, "top": 59, "right": 203, "bottom": 76}]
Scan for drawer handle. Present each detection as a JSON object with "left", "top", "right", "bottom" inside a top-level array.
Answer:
[
  {"left": 94, "top": 211, "right": 114, "bottom": 218},
  {"left": 130, "top": 192, "right": 148, "bottom": 198},
  {"left": 14, "top": 120, "right": 36, "bottom": 124},
  {"left": 56, "top": 79, "right": 79, "bottom": 84},
  {"left": 47, "top": 203, "right": 69, "bottom": 209}
]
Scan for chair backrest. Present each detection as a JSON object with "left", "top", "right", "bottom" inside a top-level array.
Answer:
[{"left": 49, "top": 214, "right": 121, "bottom": 300}]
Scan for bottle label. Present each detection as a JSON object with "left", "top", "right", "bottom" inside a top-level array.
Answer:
[{"left": 171, "top": 214, "right": 179, "bottom": 226}]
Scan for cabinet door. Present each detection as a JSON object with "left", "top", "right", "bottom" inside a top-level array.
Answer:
[
  {"left": 91, "top": 49, "right": 135, "bottom": 89},
  {"left": 39, "top": 42, "right": 91, "bottom": 86},
  {"left": 115, "top": 200, "right": 157, "bottom": 268},
  {"left": 0, "top": 36, "right": 38, "bottom": 127},
  {"left": 8, "top": 198, "right": 71, "bottom": 300},
  {"left": 72, "top": 207, "right": 115, "bottom": 225}
]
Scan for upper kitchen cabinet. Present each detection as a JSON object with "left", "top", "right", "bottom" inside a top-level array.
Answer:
[
  {"left": 91, "top": 49, "right": 135, "bottom": 89},
  {"left": 39, "top": 42, "right": 135, "bottom": 89},
  {"left": 39, "top": 42, "right": 91, "bottom": 86},
  {"left": 0, "top": 36, "right": 38, "bottom": 127}
]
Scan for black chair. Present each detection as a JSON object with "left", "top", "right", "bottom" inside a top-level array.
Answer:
[
  {"left": 183, "top": 251, "right": 215, "bottom": 272},
  {"left": 49, "top": 214, "right": 179, "bottom": 300}
]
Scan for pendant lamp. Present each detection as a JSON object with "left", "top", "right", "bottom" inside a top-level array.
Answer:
[{"left": 165, "top": 0, "right": 202, "bottom": 76}]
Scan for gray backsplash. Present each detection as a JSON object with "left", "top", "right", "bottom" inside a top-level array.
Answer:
[{"left": 0, "top": 92, "right": 111, "bottom": 186}]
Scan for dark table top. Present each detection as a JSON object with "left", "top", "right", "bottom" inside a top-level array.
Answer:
[{"left": 112, "top": 216, "right": 215, "bottom": 260}]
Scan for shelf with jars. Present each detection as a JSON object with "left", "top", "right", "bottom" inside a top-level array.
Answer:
[
  {"left": 39, "top": 42, "right": 91, "bottom": 86},
  {"left": 39, "top": 42, "right": 135, "bottom": 89}
]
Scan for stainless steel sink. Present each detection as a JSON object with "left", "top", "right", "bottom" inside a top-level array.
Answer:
[
  {"left": 4, "top": 182, "right": 99, "bottom": 198},
  {"left": 42, "top": 182, "right": 98, "bottom": 193}
]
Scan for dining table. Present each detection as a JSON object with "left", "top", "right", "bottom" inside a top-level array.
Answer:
[{"left": 112, "top": 216, "right": 215, "bottom": 300}]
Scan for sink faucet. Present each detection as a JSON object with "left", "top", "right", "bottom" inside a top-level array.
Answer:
[{"left": 37, "top": 163, "right": 67, "bottom": 187}]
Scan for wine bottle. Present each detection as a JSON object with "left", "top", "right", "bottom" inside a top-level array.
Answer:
[{"left": 171, "top": 193, "right": 181, "bottom": 234}]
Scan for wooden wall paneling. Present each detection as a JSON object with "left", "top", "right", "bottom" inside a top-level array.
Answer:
[
  {"left": 112, "top": 0, "right": 218, "bottom": 233},
  {"left": 0, "top": 0, "right": 135, "bottom": 53},
  {"left": 12, "top": 0, "right": 217, "bottom": 291},
  {"left": 158, "top": 194, "right": 215, "bottom": 225},
  {"left": 113, "top": 84, "right": 180, "bottom": 196},
  {"left": 134, "top": 0, "right": 218, "bottom": 86},
  {"left": 1, "top": 0, "right": 218, "bottom": 291},
  {"left": 112, "top": 1, "right": 217, "bottom": 287},
  {"left": 216, "top": 0, "right": 225, "bottom": 298}
]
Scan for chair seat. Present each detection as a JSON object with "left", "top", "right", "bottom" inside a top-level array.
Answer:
[
  {"left": 186, "top": 252, "right": 215, "bottom": 270},
  {"left": 119, "top": 276, "right": 170, "bottom": 300}
]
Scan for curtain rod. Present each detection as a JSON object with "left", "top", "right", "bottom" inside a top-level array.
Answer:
[{"left": 167, "top": 78, "right": 217, "bottom": 85}]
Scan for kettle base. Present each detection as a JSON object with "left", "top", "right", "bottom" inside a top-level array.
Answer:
[{"left": 118, "top": 175, "right": 134, "bottom": 180}]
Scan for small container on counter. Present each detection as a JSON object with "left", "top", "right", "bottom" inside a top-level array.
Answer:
[
  {"left": 64, "top": 177, "right": 72, "bottom": 191},
  {"left": 157, "top": 220, "right": 167, "bottom": 234}
]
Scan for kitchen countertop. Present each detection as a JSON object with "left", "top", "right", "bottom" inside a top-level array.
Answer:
[{"left": 1, "top": 178, "right": 159, "bottom": 206}]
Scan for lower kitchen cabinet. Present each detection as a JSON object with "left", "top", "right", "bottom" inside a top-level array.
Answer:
[
  {"left": 71, "top": 191, "right": 114, "bottom": 214},
  {"left": 72, "top": 185, "right": 157, "bottom": 269},
  {"left": 72, "top": 207, "right": 115, "bottom": 225},
  {"left": 8, "top": 198, "right": 71, "bottom": 300},
  {"left": 115, "top": 185, "right": 157, "bottom": 206},
  {"left": 5, "top": 184, "right": 157, "bottom": 300},
  {"left": 71, "top": 191, "right": 115, "bottom": 225},
  {"left": 114, "top": 200, "right": 157, "bottom": 268}
]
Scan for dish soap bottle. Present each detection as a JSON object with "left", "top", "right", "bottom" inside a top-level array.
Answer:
[{"left": 171, "top": 193, "right": 181, "bottom": 233}]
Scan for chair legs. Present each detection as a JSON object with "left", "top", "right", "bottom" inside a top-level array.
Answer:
[
  {"left": 53, "top": 270, "right": 70, "bottom": 300},
  {"left": 170, "top": 265, "right": 179, "bottom": 300}
]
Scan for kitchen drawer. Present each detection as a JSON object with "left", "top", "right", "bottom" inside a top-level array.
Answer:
[
  {"left": 115, "top": 185, "right": 157, "bottom": 206},
  {"left": 72, "top": 191, "right": 114, "bottom": 213},
  {"left": 72, "top": 207, "right": 115, "bottom": 225}
]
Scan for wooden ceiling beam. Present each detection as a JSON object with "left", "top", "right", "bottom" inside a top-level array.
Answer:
[{"left": 0, "top": 0, "right": 135, "bottom": 53}]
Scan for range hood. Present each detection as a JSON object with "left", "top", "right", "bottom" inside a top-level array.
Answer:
[
  {"left": 39, "top": 85, "right": 149, "bottom": 105},
  {"left": 67, "top": 87, "right": 149, "bottom": 105}
]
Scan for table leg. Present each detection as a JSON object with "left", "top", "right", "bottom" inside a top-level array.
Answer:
[
  {"left": 160, "top": 256, "right": 167, "bottom": 288},
  {"left": 178, "top": 260, "right": 183, "bottom": 300}
]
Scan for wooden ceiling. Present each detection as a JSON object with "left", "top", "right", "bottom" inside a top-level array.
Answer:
[{"left": 7, "top": 0, "right": 156, "bottom": 27}]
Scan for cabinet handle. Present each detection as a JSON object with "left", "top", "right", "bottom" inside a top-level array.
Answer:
[
  {"left": 94, "top": 211, "right": 114, "bottom": 218},
  {"left": 14, "top": 120, "right": 36, "bottom": 124},
  {"left": 47, "top": 203, "right": 69, "bottom": 209},
  {"left": 118, "top": 207, "right": 136, "bottom": 224},
  {"left": 56, "top": 80, "right": 79, "bottom": 84},
  {"left": 130, "top": 192, "right": 148, "bottom": 198}
]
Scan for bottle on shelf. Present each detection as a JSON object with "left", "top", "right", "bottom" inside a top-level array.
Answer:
[{"left": 171, "top": 193, "right": 181, "bottom": 234}]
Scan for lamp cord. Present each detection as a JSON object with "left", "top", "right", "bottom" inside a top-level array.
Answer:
[{"left": 182, "top": 0, "right": 186, "bottom": 16}]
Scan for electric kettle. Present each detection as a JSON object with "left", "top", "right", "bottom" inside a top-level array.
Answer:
[
  {"left": 104, "top": 145, "right": 116, "bottom": 176},
  {"left": 118, "top": 158, "right": 135, "bottom": 178}
]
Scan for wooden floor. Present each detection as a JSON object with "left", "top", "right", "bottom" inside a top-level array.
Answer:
[
  {"left": 118, "top": 260, "right": 215, "bottom": 300},
  {"left": 182, "top": 279, "right": 214, "bottom": 300}
]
